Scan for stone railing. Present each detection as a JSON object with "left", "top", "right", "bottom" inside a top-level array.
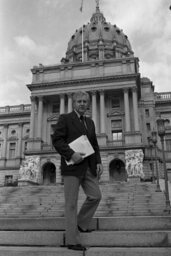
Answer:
[
  {"left": 155, "top": 92, "right": 171, "bottom": 101},
  {"left": 0, "top": 104, "right": 31, "bottom": 114},
  {"left": 107, "top": 140, "right": 124, "bottom": 147}
]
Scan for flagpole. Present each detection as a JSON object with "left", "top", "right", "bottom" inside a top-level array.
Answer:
[
  {"left": 82, "top": 25, "right": 84, "bottom": 62},
  {"left": 80, "top": 0, "right": 84, "bottom": 62}
]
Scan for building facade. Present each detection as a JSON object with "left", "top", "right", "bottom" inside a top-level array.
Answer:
[{"left": 0, "top": 6, "right": 171, "bottom": 186}]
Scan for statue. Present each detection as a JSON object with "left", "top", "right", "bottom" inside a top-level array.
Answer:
[
  {"left": 95, "top": 0, "right": 100, "bottom": 10},
  {"left": 19, "top": 156, "right": 40, "bottom": 183},
  {"left": 96, "top": 0, "right": 100, "bottom": 7},
  {"left": 125, "top": 149, "right": 144, "bottom": 178}
]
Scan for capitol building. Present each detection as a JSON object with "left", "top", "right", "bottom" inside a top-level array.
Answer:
[{"left": 0, "top": 4, "right": 171, "bottom": 187}]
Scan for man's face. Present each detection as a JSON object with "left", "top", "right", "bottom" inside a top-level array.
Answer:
[{"left": 73, "top": 95, "right": 89, "bottom": 115}]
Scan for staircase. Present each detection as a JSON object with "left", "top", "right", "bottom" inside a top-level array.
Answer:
[
  {"left": 0, "top": 181, "right": 170, "bottom": 255},
  {"left": 0, "top": 182, "right": 167, "bottom": 217}
]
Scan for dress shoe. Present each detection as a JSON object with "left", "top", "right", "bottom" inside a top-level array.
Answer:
[
  {"left": 67, "top": 244, "right": 86, "bottom": 251},
  {"left": 78, "top": 225, "right": 94, "bottom": 233}
]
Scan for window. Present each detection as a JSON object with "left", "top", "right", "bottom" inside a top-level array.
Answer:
[
  {"left": 146, "top": 123, "right": 151, "bottom": 132},
  {"left": 11, "top": 129, "right": 16, "bottom": 135},
  {"left": 26, "top": 128, "right": 30, "bottom": 134},
  {"left": 111, "top": 98, "right": 120, "bottom": 108},
  {"left": 9, "top": 142, "right": 16, "bottom": 159},
  {"left": 5, "top": 175, "right": 13, "bottom": 186},
  {"left": 52, "top": 103, "right": 60, "bottom": 113},
  {"left": 166, "top": 139, "right": 171, "bottom": 151},
  {"left": 91, "top": 26, "right": 97, "bottom": 32},
  {"left": 24, "top": 141, "right": 28, "bottom": 151},
  {"left": 104, "top": 27, "right": 110, "bottom": 32},
  {"left": 112, "top": 131, "right": 122, "bottom": 141},
  {"left": 145, "top": 109, "right": 150, "bottom": 117},
  {"left": 0, "top": 143, "right": 2, "bottom": 158}
]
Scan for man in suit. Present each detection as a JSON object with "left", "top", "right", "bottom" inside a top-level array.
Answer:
[{"left": 52, "top": 91, "right": 103, "bottom": 251}]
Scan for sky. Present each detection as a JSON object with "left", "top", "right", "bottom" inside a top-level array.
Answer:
[{"left": 0, "top": 0, "right": 171, "bottom": 107}]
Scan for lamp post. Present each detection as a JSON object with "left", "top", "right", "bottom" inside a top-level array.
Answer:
[
  {"left": 156, "top": 118, "right": 171, "bottom": 212},
  {"left": 151, "top": 131, "right": 161, "bottom": 192},
  {"left": 147, "top": 136, "right": 155, "bottom": 183}
]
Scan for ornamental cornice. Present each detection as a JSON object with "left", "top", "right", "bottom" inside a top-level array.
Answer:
[
  {"left": 31, "top": 57, "right": 138, "bottom": 73},
  {"left": 27, "top": 73, "right": 139, "bottom": 91},
  {"left": 8, "top": 137, "right": 18, "bottom": 141},
  {"left": 107, "top": 110, "right": 125, "bottom": 117},
  {"left": 0, "top": 112, "right": 30, "bottom": 118}
]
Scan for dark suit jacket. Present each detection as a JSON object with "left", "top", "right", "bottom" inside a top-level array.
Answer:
[{"left": 52, "top": 111, "right": 101, "bottom": 177}]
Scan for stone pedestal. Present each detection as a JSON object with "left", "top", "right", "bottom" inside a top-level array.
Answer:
[
  {"left": 18, "top": 179, "right": 38, "bottom": 186},
  {"left": 128, "top": 177, "right": 140, "bottom": 183},
  {"left": 27, "top": 138, "right": 43, "bottom": 152},
  {"left": 97, "top": 133, "right": 107, "bottom": 146}
]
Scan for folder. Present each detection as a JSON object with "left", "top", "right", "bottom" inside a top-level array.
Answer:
[{"left": 66, "top": 135, "right": 95, "bottom": 165}]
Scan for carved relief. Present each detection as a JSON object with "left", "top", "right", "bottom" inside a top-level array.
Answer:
[
  {"left": 19, "top": 156, "right": 40, "bottom": 183},
  {"left": 125, "top": 149, "right": 144, "bottom": 178}
]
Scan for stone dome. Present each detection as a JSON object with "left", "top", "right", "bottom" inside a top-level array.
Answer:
[{"left": 62, "top": 5, "right": 133, "bottom": 63}]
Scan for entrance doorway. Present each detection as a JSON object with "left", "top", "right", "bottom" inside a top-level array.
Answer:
[
  {"left": 42, "top": 162, "right": 56, "bottom": 185},
  {"left": 109, "top": 159, "right": 127, "bottom": 182}
]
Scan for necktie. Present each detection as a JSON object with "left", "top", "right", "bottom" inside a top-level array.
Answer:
[{"left": 80, "top": 115, "right": 87, "bottom": 132}]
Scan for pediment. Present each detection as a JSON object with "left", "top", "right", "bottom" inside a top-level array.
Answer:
[
  {"left": 107, "top": 110, "right": 124, "bottom": 117},
  {"left": 47, "top": 113, "right": 59, "bottom": 121}
]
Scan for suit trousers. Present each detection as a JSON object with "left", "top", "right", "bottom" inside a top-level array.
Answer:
[{"left": 63, "top": 168, "right": 102, "bottom": 245}]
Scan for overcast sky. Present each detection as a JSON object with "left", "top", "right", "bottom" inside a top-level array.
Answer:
[{"left": 0, "top": 0, "right": 171, "bottom": 107}]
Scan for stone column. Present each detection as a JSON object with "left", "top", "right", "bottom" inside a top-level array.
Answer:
[
  {"left": 67, "top": 93, "right": 72, "bottom": 113},
  {"left": 37, "top": 96, "right": 43, "bottom": 138},
  {"left": 132, "top": 87, "right": 140, "bottom": 131},
  {"left": 100, "top": 90, "right": 105, "bottom": 133},
  {"left": 92, "top": 91, "right": 97, "bottom": 129},
  {"left": 60, "top": 94, "right": 65, "bottom": 114},
  {"left": 2, "top": 124, "right": 8, "bottom": 158},
  {"left": 29, "top": 96, "right": 36, "bottom": 138},
  {"left": 17, "top": 123, "right": 23, "bottom": 157},
  {"left": 124, "top": 88, "right": 131, "bottom": 132}
]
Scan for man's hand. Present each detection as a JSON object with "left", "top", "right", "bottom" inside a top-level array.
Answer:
[
  {"left": 96, "top": 163, "right": 103, "bottom": 180},
  {"left": 71, "top": 152, "right": 85, "bottom": 164}
]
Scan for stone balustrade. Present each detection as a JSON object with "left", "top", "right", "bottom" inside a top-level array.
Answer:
[
  {"left": 155, "top": 92, "right": 171, "bottom": 101},
  {"left": 0, "top": 104, "right": 31, "bottom": 114}
]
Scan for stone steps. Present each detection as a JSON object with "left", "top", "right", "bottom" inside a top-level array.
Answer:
[
  {"left": 0, "top": 182, "right": 170, "bottom": 256},
  {"left": 0, "top": 216, "right": 170, "bottom": 247},
  {"left": 0, "top": 182, "right": 167, "bottom": 218},
  {"left": 0, "top": 216, "right": 170, "bottom": 231},
  {"left": 0, "top": 246, "right": 170, "bottom": 256},
  {"left": 0, "top": 230, "right": 171, "bottom": 247},
  {"left": 0, "top": 216, "right": 171, "bottom": 256}
]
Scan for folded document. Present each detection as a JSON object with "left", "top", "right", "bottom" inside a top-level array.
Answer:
[{"left": 66, "top": 135, "right": 95, "bottom": 165}]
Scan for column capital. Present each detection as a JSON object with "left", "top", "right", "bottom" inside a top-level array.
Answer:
[
  {"left": 59, "top": 93, "right": 65, "bottom": 97},
  {"left": 18, "top": 123, "right": 23, "bottom": 127},
  {"left": 99, "top": 89, "right": 105, "bottom": 94},
  {"left": 91, "top": 90, "right": 97, "bottom": 95},
  {"left": 132, "top": 87, "right": 137, "bottom": 92},
  {"left": 123, "top": 88, "right": 129, "bottom": 93},
  {"left": 38, "top": 96, "right": 43, "bottom": 101},
  {"left": 30, "top": 96, "right": 36, "bottom": 102},
  {"left": 67, "top": 92, "right": 73, "bottom": 97},
  {"left": 3, "top": 124, "right": 8, "bottom": 129}
]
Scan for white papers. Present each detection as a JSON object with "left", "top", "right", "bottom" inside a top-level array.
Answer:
[{"left": 66, "top": 135, "right": 95, "bottom": 165}]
